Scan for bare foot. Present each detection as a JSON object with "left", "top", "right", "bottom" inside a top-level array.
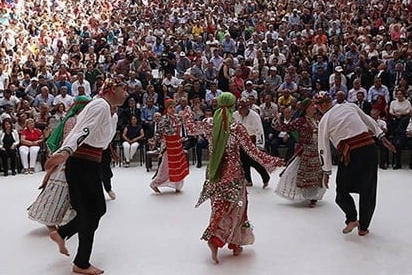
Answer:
[
  {"left": 233, "top": 246, "right": 243, "bottom": 256},
  {"left": 175, "top": 189, "right": 181, "bottom": 193},
  {"left": 50, "top": 231, "right": 69, "bottom": 256},
  {"left": 72, "top": 264, "right": 104, "bottom": 275},
  {"left": 151, "top": 186, "right": 161, "bottom": 193},
  {"left": 342, "top": 221, "right": 360, "bottom": 234},
  {"left": 207, "top": 240, "right": 219, "bottom": 264},
  {"left": 47, "top": 225, "right": 57, "bottom": 232}
]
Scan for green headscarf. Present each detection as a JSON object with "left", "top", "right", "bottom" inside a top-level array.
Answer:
[
  {"left": 46, "top": 96, "right": 91, "bottom": 153},
  {"left": 208, "top": 92, "right": 237, "bottom": 182}
]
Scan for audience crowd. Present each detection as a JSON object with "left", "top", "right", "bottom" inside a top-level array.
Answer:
[{"left": 1, "top": 0, "right": 412, "bottom": 175}]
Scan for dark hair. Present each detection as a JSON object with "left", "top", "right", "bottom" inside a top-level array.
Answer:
[{"left": 1, "top": 118, "right": 12, "bottom": 131}]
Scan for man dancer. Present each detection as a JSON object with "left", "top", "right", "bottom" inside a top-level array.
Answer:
[
  {"left": 315, "top": 92, "right": 395, "bottom": 236},
  {"left": 233, "top": 98, "right": 271, "bottom": 188},
  {"left": 45, "top": 78, "right": 127, "bottom": 274}
]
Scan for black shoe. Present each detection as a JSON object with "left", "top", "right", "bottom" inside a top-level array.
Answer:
[
  {"left": 196, "top": 162, "right": 202, "bottom": 168},
  {"left": 4, "top": 172, "right": 8, "bottom": 177},
  {"left": 11, "top": 171, "right": 16, "bottom": 175},
  {"left": 393, "top": 165, "right": 402, "bottom": 170},
  {"left": 379, "top": 164, "right": 387, "bottom": 170},
  {"left": 409, "top": 165, "right": 412, "bottom": 170}
]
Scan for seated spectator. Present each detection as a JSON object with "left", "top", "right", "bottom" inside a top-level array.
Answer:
[
  {"left": 53, "top": 86, "right": 74, "bottom": 109},
  {"left": 33, "top": 86, "right": 55, "bottom": 111},
  {"left": 195, "top": 108, "right": 213, "bottom": 168},
  {"left": 140, "top": 97, "right": 159, "bottom": 135},
  {"left": 0, "top": 119, "right": 20, "bottom": 176},
  {"left": 393, "top": 109, "right": 412, "bottom": 169},
  {"left": 347, "top": 78, "right": 368, "bottom": 103},
  {"left": 277, "top": 89, "right": 296, "bottom": 107},
  {"left": 370, "top": 109, "right": 389, "bottom": 169},
  {"left": 268, "top": 107, "right": 295, "bottom": 161},
  {"left": 19, "top": 118, "right": 44, "bottom": 174},
  {"left": 121, "top": 115, "right": 145, "bottom": 168},
  {"left": 354, "top": 91, "right": 372, "bottom": 115}
]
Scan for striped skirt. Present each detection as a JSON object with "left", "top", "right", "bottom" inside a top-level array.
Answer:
[{"left": 27, "top": 163, "right": 76, "bottom": 226}]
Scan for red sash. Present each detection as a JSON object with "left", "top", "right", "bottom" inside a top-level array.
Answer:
[{"left": 165, "top": 135, "right": 189, "bottom": 182}]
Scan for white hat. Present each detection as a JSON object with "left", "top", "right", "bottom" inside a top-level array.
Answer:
[
  {"left": 180, "top": 52, "right": 186, "bottom": 57},
  {"left": 245, "top": 80, "right": 253, "bottom": 85},
  {"left": 31, "top": 77, "right": 38, "bottom": 81},
  {"left": 335, "top": 66, "right": 343, "bottom": 72},
  {"left": 247, "top": 41, "right": 254, "bottom": 46},
  {"left": 270, "top": 66, "right": 277, "bottom": 71},
  {"left": 277, "top": 37, "right": 284, "bottom": 42}
]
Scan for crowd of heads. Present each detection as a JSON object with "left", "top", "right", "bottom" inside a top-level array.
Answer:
[{"left": 0, "top": 0, "right": 411, "bottom": 133}]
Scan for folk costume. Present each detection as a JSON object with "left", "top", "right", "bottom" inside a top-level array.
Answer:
[
  {"left": 183, "top": 92, "right": 283, "bottom": 260},
  {"left": 316, "top": 92, "right": 386, "bottom": 234},
  {"left": 51, "top": 78, "right": 120, "bottom": 270},
  {"left": 28, "top": 96, "right": 90, "bottom": 227},
  {"left": 150, "top": 99, "right": 189, "bottom": 192},
  {"left": 273, "top": 98, "right": 326, "bottom": 204}
]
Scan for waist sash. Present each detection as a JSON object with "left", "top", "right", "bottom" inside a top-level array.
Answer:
[
  {"left": 72, "top": 144, "right": 103, "bottom": 163},
  {"left": 337, "top": 132, "right": 375, "bottom": 166}
]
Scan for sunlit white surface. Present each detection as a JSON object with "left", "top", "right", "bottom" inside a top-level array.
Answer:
[{"left": 1, "top": 163, "right": 411, "bottom": 275}]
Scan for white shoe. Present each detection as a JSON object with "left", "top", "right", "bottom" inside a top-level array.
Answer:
[{"left": 108, "top": 191, "right": 116, "bottom": 200}]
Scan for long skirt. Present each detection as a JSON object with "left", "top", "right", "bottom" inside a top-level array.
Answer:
[
  {"left": 150, "top": 151, "right": 185, "bottom": 191},
  {"left": 27, "top": 163, "right": 76, "bottom": 226},
  {"left": 201, "top": 182, "right": 255, "bottom": 247},
  {"left": 275, "top": 156, "right": 326, "bottom": 201}
]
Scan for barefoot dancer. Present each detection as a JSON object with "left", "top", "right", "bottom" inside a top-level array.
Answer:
[
  {"left": 45, "top": 78, "right": 127, "bottom": 274},
  {"left": 149, "top": 98, "right": 189, "bottom": 193},
  {"left": 315, "top": 92, "right": 395, "bottom": 236},
  {"left": 28, "top": 96, "right": 91, "bottom": 232},
  {"left": 183, "top": 92, "right": 283, "bottom": 263}
]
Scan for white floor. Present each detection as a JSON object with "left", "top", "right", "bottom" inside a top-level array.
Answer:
[{"left": 1, "top": 162, "right": 412, "bottom": 275}]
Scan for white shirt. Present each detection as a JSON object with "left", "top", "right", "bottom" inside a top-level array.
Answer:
[
  {"left": 59, "top": 98, "right": 117, "bottom": 152},
  {"left": 71, "top": 79, "right": 92, "bottom": 97},
  {"left": 233, "top": 109, "right": 265, "bottom": 148},
  {"left": 318, "top": 104, "right": 384, "bottom": 174},
  {"left": 53, "top": 94, "right": 74, "bottom": 109}
]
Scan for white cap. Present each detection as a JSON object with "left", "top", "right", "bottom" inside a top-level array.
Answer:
[
  {"left": 245, "top": 80, "right": 253, "bottom": 85},
  {"left": 335, "top": 66, "right": 343, "bottom": 72}
]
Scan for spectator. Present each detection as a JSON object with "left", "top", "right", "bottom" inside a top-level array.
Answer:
[{"left": 19, "top": 118, "right": 44, "bottom": 174}]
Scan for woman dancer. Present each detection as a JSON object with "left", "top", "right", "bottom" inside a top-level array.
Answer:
[
  {"left": 183, "top": 92, "right": 283, "bottom": 263},
  {"left": 272, "top": 98, "right": 326, "bottom": 207},
  {"left": 27, "top": 96, "right": 90, "bottom": 231},
  {"left": 149, "top": 98, "right": 189, "bottom": 193}
]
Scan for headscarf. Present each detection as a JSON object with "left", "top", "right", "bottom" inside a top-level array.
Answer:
[
  {"left": 46, "top": 96, "right": 91, "bottom": 153},
  {"left": 208, "top": 92, "right": 236, "bottom": 182},
  {"left": 298, "top": 98, "right": 313, "bottom": 117}
]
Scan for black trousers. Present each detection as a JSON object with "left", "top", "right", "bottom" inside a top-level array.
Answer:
[
  {"left": 335, "top": 144, "right": 377, "bottom": 231},
  {"left": 101, "top": 149, "right": 113, "bottom": 193},
  {"left": 240, "top": 148, "right": 270, "bottom": 184},
  {"left": 0, "top": 148, "right": 17, "bottom": 172},
  {"left": 58, "top": 157, "right": 106, "bottom": 269}
]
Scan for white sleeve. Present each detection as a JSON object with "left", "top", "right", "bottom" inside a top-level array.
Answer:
[{"left": 318, "top": 118, "right": 332, "bottom": 174}]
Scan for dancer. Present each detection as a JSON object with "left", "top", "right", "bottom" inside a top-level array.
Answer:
[
  {"left": 272, "top": 98, "right": 326, "bottom": 207},
  {"left": 183, "top": 92, "right": 283, "bottom": 263},
  {"left": 233, "top": 98, "right": 271, "bottom": 188},
  {"left": 28, "top": 96, "right": 91, "bottom": 232},
  {"left": 149, "top": 98, "right": 189, "bottom": 193},
  {"left": 315, "top": 92, "right": 395, "bottom": 236},
  {"left": 44, "top": 78, "right": 127, "bottom": 275}
]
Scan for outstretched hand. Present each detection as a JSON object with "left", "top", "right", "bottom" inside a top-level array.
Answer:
[
  {"left": 322, "top": 174, "right": 329, "bottom": 189},
  {"left": 381, "top": 137, "right": 396, "bottom": 153},
  {"left": 45, "top": 151, "right": 69, "bottom": 171}
]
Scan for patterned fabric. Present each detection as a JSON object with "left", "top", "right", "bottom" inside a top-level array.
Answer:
[
  {"left": 165, "top": 135, "right": 189, "bottom": 182},
  {"left": 72, "top": 143, "right": 103, "bottom": 163},
  {"left": 27, "top": 164, "right": 76, "bottom": 226},
  {"left": 273, "top": 116, "right": 324, "bottom": 190},
  {"left": 183, "top": 107, "right": 282, "bottom": 246}
]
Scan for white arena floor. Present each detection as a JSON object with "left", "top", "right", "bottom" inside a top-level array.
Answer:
[{"left": 1, "top": 162, "right": 411, "bottom": 275}]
